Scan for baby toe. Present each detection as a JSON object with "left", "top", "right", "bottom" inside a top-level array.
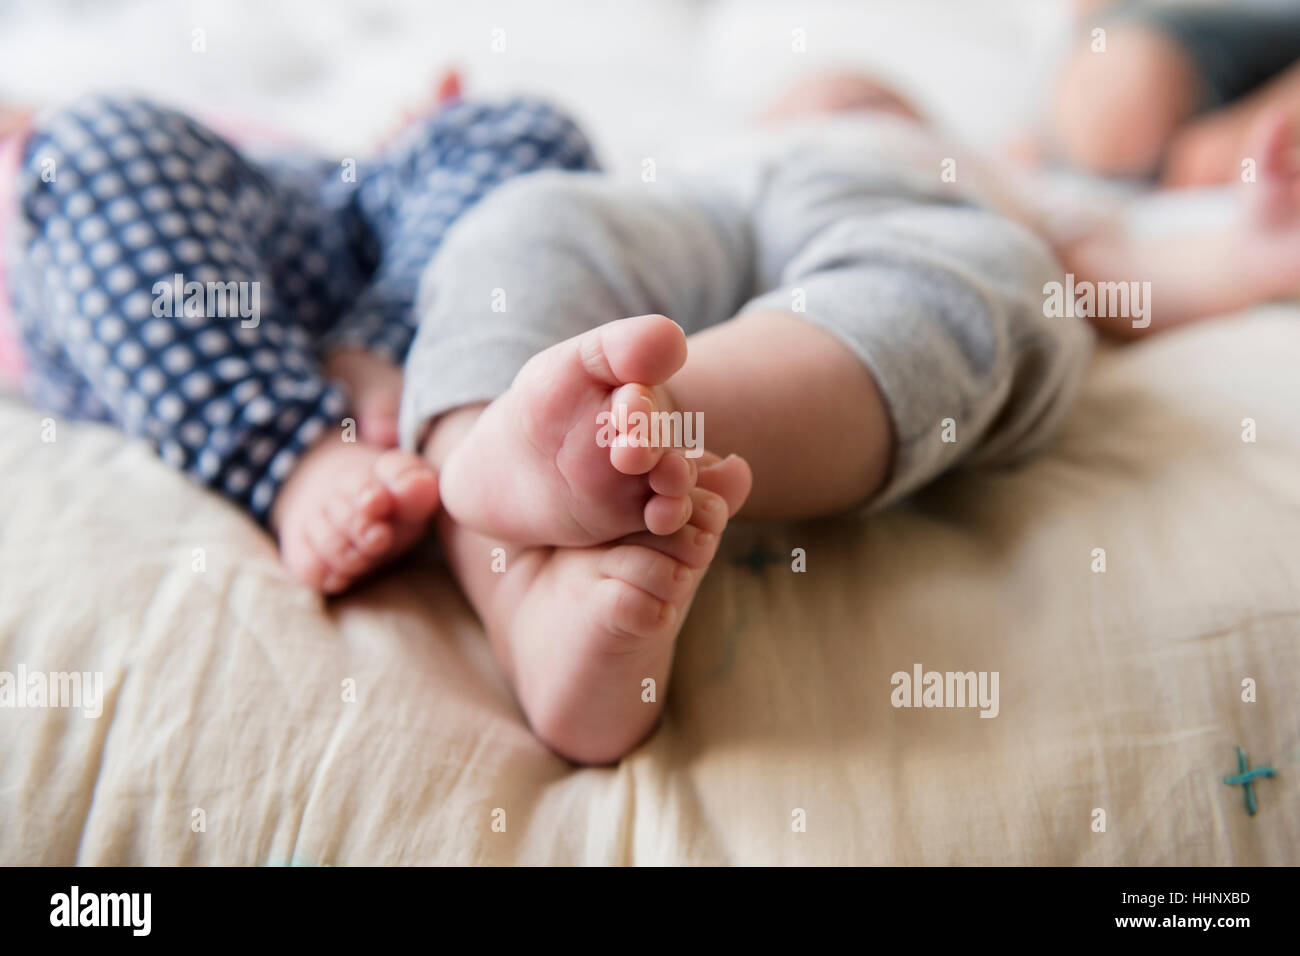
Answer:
[
  {"left": 643, "top": 493, "right": 693, "bottom": 536},
  {"left": 356, "top": 478, "right": 395, "bottom": 521},
  {"left": 608, "top": 384, "right": 665, "bottom": 476},
  {"left": 599, "top": 544, "right": 694, "bottom": 604},
  {"left": 686, "top": 486, "right": 729, "bottom": 536},
  {"left": 621, "top": 518, "right": 721, "bottom": 571},
  {"left": 305, "top": 511, "right": 362, "bottom": 583},
  {"left": 326, "top": 492, "right": 393, "bottom": 558},
  {"left": 319, "top": 571, "right": 350, "bottom": 594},
  {"left": 695, "top": 454, "right": 753, "bottom": 517},
  {"left": 279, "top": 529, "right": 331, "bottom": 592},
  {"left": 648, "top": 449, "right": 696, "bottom": 498},
  {"left": 372, "top": 450, "right": 439, "bottom": 523},
  {"left": 592, "top": 576, "right": 675, "bottom": 640},
  {"left": 577, "top": 313, "right": 687, "bottom": 388}
]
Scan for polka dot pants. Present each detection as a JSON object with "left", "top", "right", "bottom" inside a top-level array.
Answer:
[{"left": 8, "top": 93, "right": 598, "bottom": 520}]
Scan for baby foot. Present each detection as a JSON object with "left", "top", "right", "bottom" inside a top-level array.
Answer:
[
  {"left": 323, "top": 347, "right": 404, "bottom": 448},
  {"left": 438, "top": 314, "right": 701, "bottom": 548},
  {"left": 272, "top": 441, "right": 439, "bottom": 594},
  {"left": 487, "top": 453, "right": 752, "bottom": 764}
]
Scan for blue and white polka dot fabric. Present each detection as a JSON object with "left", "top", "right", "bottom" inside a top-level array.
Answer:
[{"left": 8, "top": 93, "right": 597, "bottom": 520}]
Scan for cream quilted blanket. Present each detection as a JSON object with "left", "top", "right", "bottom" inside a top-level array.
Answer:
[{"left": 2, "top": 309, "right": 1298, "bottom": 864}]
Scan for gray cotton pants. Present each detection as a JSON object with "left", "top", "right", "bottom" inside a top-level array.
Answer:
[{"left": 399, "top": 133, "right": 1094, "bottom": 508}]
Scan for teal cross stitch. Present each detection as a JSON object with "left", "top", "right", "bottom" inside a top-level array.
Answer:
[{"left": 1222, "top": 746, "right": 1276, "bottom": 816}]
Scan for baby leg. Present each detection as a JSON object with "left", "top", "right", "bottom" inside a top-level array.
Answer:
[
  {"left": 10, "top": 95, "right": 436, "bottom": 591},
  {"left": 405, "top": 169, "right": 1089, "bottom": 758},
  {"left": 671, "top": 206, "right": 1095, "bottom": 516},
  {"left": 401, "top": 172, "right": 755, "bottom": 547},
  {"left": 277, "top": 100, "right": 597, "bottom": 490},
  {"left": 318, "top": 97, "right": 599, "bottom": 447},
  {"left": 409, "top": 171, "right": 1091, "bottom": 527}
]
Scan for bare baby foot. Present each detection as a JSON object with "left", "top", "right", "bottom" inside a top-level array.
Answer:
[
  {"left": 323, "top": 347, "right": 404, "bottom": 448},
  {"left": 272, "top": 440, "right": 439, "bottom": 594},
  {"left": 480, "top": 453, "right": 752, "bottom": 764},
  {"left": 438, "top": 314, "right": 703, "bottom": 547}
]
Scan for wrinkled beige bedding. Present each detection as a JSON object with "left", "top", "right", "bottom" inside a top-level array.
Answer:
[{"left": 2, "top": 309, "right": 1297, "bottom": 864}]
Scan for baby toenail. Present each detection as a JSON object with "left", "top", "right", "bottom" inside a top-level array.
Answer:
[
  {"left": 658, "top": 601, "right": 675, "bottom": 624},
  {"left": 694, "top": 530, "right": 714, "bottom": 547},
  {"left": 362, "top": 525, "right": 386, "bottom": 547},
  {"left": 673, "top": 564, "right": 690, "bottom": 583}
]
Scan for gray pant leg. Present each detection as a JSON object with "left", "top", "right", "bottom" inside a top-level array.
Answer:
[
  {"left": 742, "top": 189, "right": 1094, "bottom": 509},
  {"left": 402, "top": 154, "right": 1093, "bottom": 511},
  {"left": 399, "top": 170, "right": 753, "bottom": 449}
]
